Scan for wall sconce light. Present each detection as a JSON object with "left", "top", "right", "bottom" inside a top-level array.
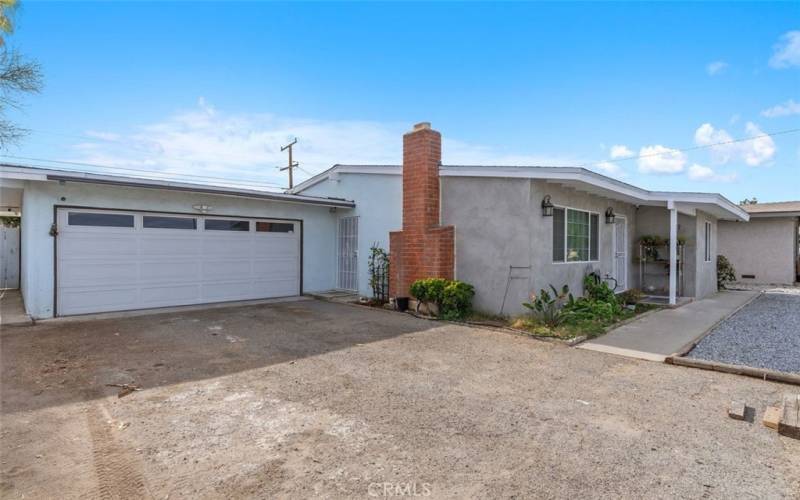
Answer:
[
  {"left": 541, "top": 195, "right": 554, "bottom": 217},
  {"left": 192, "top": 204, "right": 213, "bottom": 213},
  {"left": 605, "top": 207, "right": 616, "bottom": 224}
]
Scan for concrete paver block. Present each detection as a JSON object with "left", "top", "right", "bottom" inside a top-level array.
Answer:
[
  {"left": 763, "top": 406, "right": 782, "bottom": 430},
  {"left": 778, "top": 394, "right": 799, "bottom": 440},
  {"left": 728, "top": 401, "right": 746, "bottom": 420}
]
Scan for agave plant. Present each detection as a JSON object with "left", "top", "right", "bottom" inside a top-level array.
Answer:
[{"left": 523, "top": 284, "right": 572, "bottom": 327}]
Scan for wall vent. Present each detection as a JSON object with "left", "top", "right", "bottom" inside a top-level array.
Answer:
[{"left": 741, "top": 274, "right": 756, "bottom": 279}]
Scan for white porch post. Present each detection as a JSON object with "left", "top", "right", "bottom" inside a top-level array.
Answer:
[{"left": 668, "top": 200, "right": 677, "bottom": 306}]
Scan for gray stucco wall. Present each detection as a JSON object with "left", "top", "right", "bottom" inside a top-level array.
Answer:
[
  {"left": 718, "top": 217, "right": 798, "bottom": 285},
  {"left": 300, "top": 173, "right": 402, "bottom": 297},
  {"left": 441, "top": 177, "right": 638, "bottom": 316},
  {"left": 20, "top": 180, "right": 339, "bottom": 318}
]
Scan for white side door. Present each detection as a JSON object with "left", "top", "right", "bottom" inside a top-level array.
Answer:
[
  {"left": 337, "top": 216, "right": 358, "bottom": 291},
  {"left": 613, "top": 217, "right": 628, "bottom": 291}
]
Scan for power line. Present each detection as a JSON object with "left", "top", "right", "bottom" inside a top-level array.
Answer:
[
  {"left": 0, "top": 154, "right": 286, "bottom": 189},
  {"left": 570, "top": 127, "right": 800, "bottom": 169}
]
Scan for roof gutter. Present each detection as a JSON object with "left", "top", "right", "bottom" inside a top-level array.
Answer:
[{"left": 45, "top": 174, "right": 356, "bottom": 209}]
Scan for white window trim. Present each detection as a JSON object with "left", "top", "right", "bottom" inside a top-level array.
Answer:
[
  {"left": 704, "top": 221, "right": 712, "bottom": 262},
  {"left": 552, "top": 205, "right": 601, "bottom": 264}
]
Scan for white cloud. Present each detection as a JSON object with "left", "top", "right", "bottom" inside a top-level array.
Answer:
[
  {"left": 706, "top": 61, "right": 728, "bottom": 76},
  {"left": 687, "top": 163, "right": 737, "bottom": 183},
  {"left": 693, "top": 122, "right": 775, "bottom": 166},
  {"left": 64, "top": 99, "right": 573, "bottom": 190},
  {"left": 637, "top": 145, "right": 686, "bottom": 174},
  {"left": 769, "top": 31, "right": 800, "bottom": 68},
  {"left": 609, "top": 145, "right": 633, "bottom": 159},
  {"left": 593, "top": 161, "right": 625, "bottom": 177},
  {"left": 761, "top": 98, "right": 800, "bottom": 118}
]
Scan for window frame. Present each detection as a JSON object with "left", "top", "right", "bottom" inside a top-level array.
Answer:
[
  {"left": 141, "top": 214, "right": 198, "bottom": 230},
  {"left": 66, "top": 210, "right": 136, "bottom": 230},
  {"left": 552, "top": 205, "right": 601, "bottom": 264},
  {"left": 704, "top": 221, "right": 712, "bottom": 262}
]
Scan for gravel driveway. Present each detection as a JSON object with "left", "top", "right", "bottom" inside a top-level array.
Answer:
[{"left": 687, "top": 291, "right": 800, "bottom": 373}]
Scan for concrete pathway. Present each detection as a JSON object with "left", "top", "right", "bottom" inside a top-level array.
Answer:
[
  {"left": 0, "top": 289, "right": 33, "bottom": 327},
  {"left": 578, "top": 290, "right": 758, "bottom": 362}
]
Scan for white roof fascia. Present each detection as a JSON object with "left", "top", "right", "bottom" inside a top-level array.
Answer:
[
  {"left": 289, "top": 164, "right": 401, "bottom": 194},
  {"left": 0, "top": 164, "right": 356, "bottom": 208}
]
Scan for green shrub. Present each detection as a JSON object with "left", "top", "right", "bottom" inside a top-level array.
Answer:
[
  {"left": 562, "top": 297, "right": 619, "bottom": 324},
  {"left": 582, "top": 274, "right": 618, "bottom": 304},
  {"left": 409, "top": 278, "right": 475, "bottom": 320},
  {"left": 410, "top": 278, "right": 448, "bottom": 304},
  {"left": 717, "top": 255, "right": 736, "bottom": 289},
  {"left": 440, "top": 281, "right": 475, "bottom": 320}
]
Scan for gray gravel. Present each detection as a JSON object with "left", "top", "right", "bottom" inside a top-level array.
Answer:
[{"left": 688, "top": 292, "right": 800, "bottom": 373}]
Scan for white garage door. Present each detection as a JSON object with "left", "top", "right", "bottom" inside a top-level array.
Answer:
[{"left": 56, "top": 208, "right": 301, "bottom": 316}]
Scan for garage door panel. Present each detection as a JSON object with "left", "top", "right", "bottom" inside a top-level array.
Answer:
[
  {"left": 57, "top": 209, "right": 301, "bottom": 316},
  {"left": 59, "top": 261, "right": 139, "bottom": 287},
  {"left": 253, "top": 237, "right": 297, "bottom": 254},
  {"left": 202, "top": 260, "right": 252, "bottom": 280},
  {"left": 139, "top": 260, "right": 201, "bottom": 283},
  {"left": 59, "top": 236, "right": 138, "bottom": 256},
  {"left": 139, "top": 283, "right": 202, "bottom": 305},
  {"left": 203, "top": 238, "right": 251, "bottom": 256},
  {"left": 140, "top": 236, "right": 201, "bottom": 256},
  {"left": 202, "top": 281, "right": 256, "bottom": 301},
  {"left": 252, "top": 259, "right": 298, "bottom": 279},
  {"left": 253, "top": 279, "right": 298, "bottom": 297},
  {"left": 58, "top": 287, "right": 140, "bottom": 315}
]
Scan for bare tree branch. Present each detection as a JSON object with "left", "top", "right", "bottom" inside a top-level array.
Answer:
[{"left": 0, "top": 47, "right": 43, "bottom": 149}]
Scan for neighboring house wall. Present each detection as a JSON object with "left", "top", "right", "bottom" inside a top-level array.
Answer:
[
  {"left": 300, "top": 173, "right": 402, "bottom": 297},
  {"left": 718, "top": 217, "right": 797, "bottom": 285},
  {"left": 20, "top": 181, "right": 339, "bottom": 319},
  {"left": 441, "top": 178, "right": 638, "bottom": 316}
]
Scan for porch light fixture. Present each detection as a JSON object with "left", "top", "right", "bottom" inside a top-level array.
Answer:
[
  {"left": 541, "top": 195, "right": 554, "bottom": 217},
  {"left": 605, "top": 207, "right": 616, "bottom": 224}
]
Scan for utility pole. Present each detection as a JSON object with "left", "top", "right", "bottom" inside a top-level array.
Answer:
[{"left": 280, "top": 138, "right": 299, "bottom": 189}]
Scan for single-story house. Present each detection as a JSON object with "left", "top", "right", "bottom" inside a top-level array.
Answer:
[
  {"left": 0, "top": 122, "right": 749, "bottom": 319},
  {"left": 718, "top": 201, "right": 800, "bottom": 285}
]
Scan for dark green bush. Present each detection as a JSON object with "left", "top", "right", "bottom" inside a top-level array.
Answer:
[
  {"left": 582, "top": 274, "right": 618, "bottom": 304},
  {"left": 409, "top": 278, "right": 475, "bottom": 320},
  {"left": 717, "top": 255, "right": 736, "bottom": 289}
]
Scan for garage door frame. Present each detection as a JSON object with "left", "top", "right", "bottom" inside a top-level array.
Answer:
[{"left": 53, "top": 204, "right": 304, "bottom": 317}]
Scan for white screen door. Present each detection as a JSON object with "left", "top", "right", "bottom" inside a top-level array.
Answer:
[
  {"left": 337, "top": 216, "right": 358, "bottom": 291},
  {"left": 613, "top": 217, "right": 628, "bottom": 291}
]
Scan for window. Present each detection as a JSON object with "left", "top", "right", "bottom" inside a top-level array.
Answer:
[
  {"left": 68, "top": 212, "right": 134, "bottom": 228},
  {"left": 553, "top": 208, "right": 565, "bottom": 262},
  {"left": 143, "top": 216, "right": 197, "bottom": 230},
  {"left": 205, "top": 219, "right": 249, "bottom": 231},
  {"left": 704, "top": 221, "right": 712, "bottom": 262},
  {"left": 552, "top": 208, "right": 599, "bottom": 263},
  {"left": 255, "top": 221, "right": 294, "bottom": 233}
]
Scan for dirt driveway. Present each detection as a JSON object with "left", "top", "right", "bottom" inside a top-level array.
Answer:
[{"left": 1, "top": 299, "right": 799, "bottom": 498}]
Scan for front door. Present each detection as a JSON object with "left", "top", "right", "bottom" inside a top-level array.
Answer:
[
  {"left": 337, "top": 216, "right": 358, "bottom": 291},
  {"left": 613, "top": 217, "right": 628, "bottom": 291}
]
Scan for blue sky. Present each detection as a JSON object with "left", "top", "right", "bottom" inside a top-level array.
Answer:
[{"left": 4, "top": 2, "right": 799, "bottom": 201}]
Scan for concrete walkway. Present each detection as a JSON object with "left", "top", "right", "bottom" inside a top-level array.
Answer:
[
  {"left": 0, "top": 289, "right": 33, "bottom": 327},
  {"left": 578, "top": 290, "right": 758, "bottom": 362}
]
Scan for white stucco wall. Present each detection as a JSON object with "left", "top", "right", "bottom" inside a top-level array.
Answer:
[
  {"left": 300, "top": 173, "right": 402, "bottom": 297},
  {"left": 718, "top": 217, "right": 798, "bottom": 285},
  {"left": 20, "top": 180, "right": 340, "bottom": 318}
]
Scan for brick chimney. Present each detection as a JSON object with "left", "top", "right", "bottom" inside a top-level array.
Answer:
[{"left": 389, "top": 122, "right": 455, "bottom": 298}]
